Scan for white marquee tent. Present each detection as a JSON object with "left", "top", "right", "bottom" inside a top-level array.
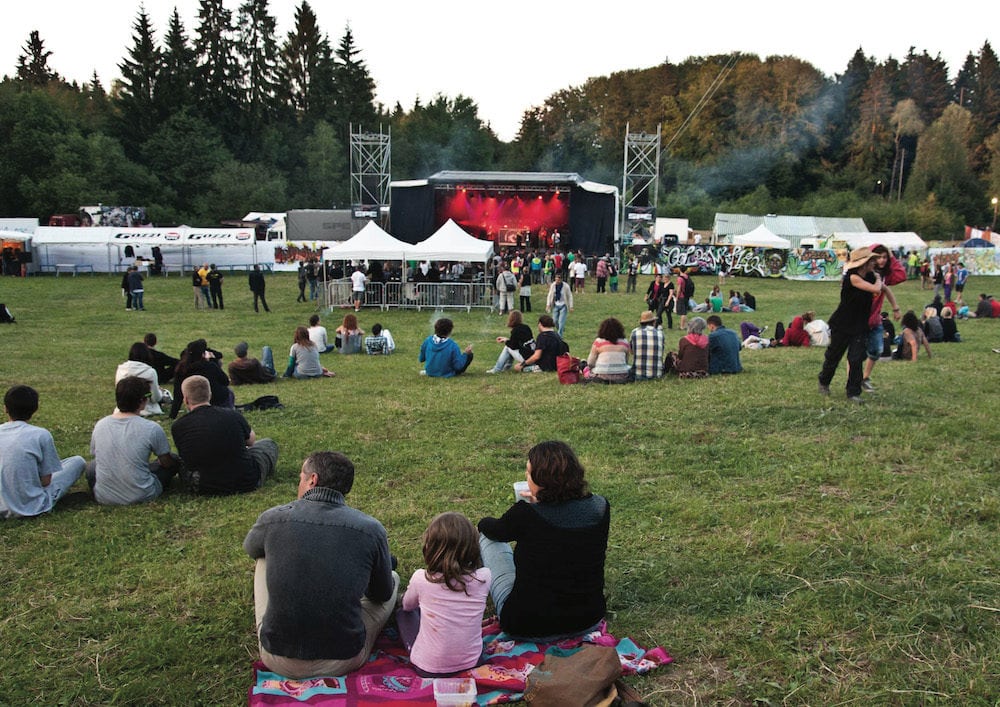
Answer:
[
  {"left": 731, "top": 224, "right": 792, "bottom": 249},
  {"left": 405, "top": 219, "right": 494, "bottom": 263},
  {"left": 834, "top": 232, "right": 927, "bottom": 250},
  {"left": 321, "top": 221, "right": 410, "bottom": 262}
]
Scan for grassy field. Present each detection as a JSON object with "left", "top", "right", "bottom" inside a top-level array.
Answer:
[{"left": 1, "top": 270, "right": 998, "bottom": 705}]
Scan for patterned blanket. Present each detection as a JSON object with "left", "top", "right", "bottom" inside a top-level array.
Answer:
[{"left": 249, "top": 618, "right": 671, "bottom": 705}]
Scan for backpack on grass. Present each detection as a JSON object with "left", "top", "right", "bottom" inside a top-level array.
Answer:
[
  {"left": 0, "top": 303, "right": 15, "bottom": 324},
  {"left": 236, "top": 395, "right": 283, "bottom": 412}
]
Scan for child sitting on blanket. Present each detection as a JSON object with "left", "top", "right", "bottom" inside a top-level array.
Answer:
[{"left": 397, "top": 512, "right": 492, "bottom": 676}]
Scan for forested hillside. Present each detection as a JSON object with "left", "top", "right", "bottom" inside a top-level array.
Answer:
[{"left": 2, "top": 0, "right": 999, "bottom": 235}]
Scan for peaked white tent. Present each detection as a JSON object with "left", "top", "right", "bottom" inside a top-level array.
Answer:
[
  {"left": 321, "top": 221, "right": 409, "bottom": 261},
  {"left": 732, "top": 224, "right": 791, "bottom": 249},
  {"left": 834, "top": 232, "right": 927, "bottom": 250},
  {"left": 406, "top": 219, "right": 494, "bottom": 263}
]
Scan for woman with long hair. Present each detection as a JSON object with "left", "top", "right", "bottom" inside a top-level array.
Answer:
[
  {"left": 284, "top": 327, "right": 334, "bottom": 378},
  {"left": 487, "top": 310, "right": 534, "bottom": 373},
  {"left": 860, "top": 244, "right": 905, "bottom": 392},
  {"left": 894, "top": 310, "right": 932, "bottom": 361}
]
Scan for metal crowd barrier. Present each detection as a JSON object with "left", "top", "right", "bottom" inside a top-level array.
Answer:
[{"left": 324, "top": 279, "right": 495, "bottom": 312}]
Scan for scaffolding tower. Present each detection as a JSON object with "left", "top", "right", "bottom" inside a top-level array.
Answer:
[
  {"left": 620, "top": 123, "right": 661, "bottom": 242},
  {"left": 350, "top": 124, "right": 391, "bottom": 230}
]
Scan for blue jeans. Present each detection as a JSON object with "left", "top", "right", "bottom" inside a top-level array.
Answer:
[
  {"left": 479, "top": 535, "right": 517, "bottom": 618},
  {"left": 131, "top": 290, "right": 144, "bottom": 310},
  {"left": 553, "top": 305, "right": 568, "bottom": 338},
  {"left": 866, "top": 324, "right": 884, "bottom": 360},
  {"left": 261, "top": 346, "right": 275, "bottom": 375},
  {"left": 490, "top": 347, "right": 523, "bottom": 372}
]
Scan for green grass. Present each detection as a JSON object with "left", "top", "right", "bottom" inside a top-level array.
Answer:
[{"left": 1, "top": 272, "right": 999, "bottom": 705}]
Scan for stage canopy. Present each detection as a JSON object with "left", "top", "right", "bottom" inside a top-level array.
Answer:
[
  {"left": 407, "top": 219, "right": 495, "bottom": 263},
  {"left": 390, "top": 171, "right": 617, "bottom": 255},
  {"left": 731, "top": 224, "right": 791, "bottom": 248},
  {"left": 834, "top": 232, "right": 927, "bottom": 250},
  {"left": 322, "top": 221, "right": 409, "bottom": 261}
]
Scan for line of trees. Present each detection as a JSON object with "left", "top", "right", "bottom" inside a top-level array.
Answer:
[{"left": 2, "top": 1, "right": 999, "bottom": 237}]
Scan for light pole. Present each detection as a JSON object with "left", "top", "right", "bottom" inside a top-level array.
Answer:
[{"left": 992, "top": 197, "right": 998, "bottom": 231}]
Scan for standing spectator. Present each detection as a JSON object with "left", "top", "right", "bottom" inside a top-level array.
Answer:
[
  {"left": 818, "top": 248, "right": 881, "bottom": 402},
  {"left": 629, "top": 310, "right": 664, "bottom": 381},
  {"left": 249, "top": 265, "right": 270, "bottom": 313},
  {"left": 307, "top": 258, "right": 320, "bottom": 301},
  {"left": 595, "top": 257, "right": 609, "bottom": 293},
  {"left": 419, "top": 318, "right": 473, "bottom": 378},
  {"left": 496, "top": 265, "right": 517, "bottom": 316},
  {"left": 954, "top": 262, "right": 969, "bottom": 304},
  {"left": 208, "top": 264, "right": 224, "bottom": 310},
  {"left": 0, "top": 385, "right": 86, "bottom": 519},
  {"left": 706, "top": 315, "right": 743, "bottom": 374},
  {"left": 572, "top": 255, "right": 587, "bottom": 292},
  {"left": 518, "top": 268, "right": 532, "bottom": 312},
  {"left": 861, "top": 244, "right": 904, "bottom": 393},
  {"left": 545, "top": 272, "right": 574, "bottom": 338},
  {"left": 192, "top": 269, "right": 205, "bottom": 309},
  {"left": 675, "top": 267, "right": 693, "bottom": 331},
  {"left": 296, "top": 262, "right": 307, "bottom": 303},
  {"left": 350, "top": 265, "right": 367, "bottom": 312},
  {"left": 932, "top": 263, "right": 944, "bottom": 298},
  {"left": 608, "top": 259, "right": 619, "bottom": 293},
  {"left": 127, "top": 266, "right": 145, "bottom": 311},
  {"left": 121, "top": 267, "right": 134, "bottom": 311},
  {"left": 85, "top": 376, "right": 178, "bottom": 505},
  {"left": 626, "top": 257, "right": 639, "bottom": 293},
  {"left": 198, "top": 263, "right": 211, "bottom": 304},
  {"left": 943, "top": 263, "right": 955, "bottom": 303}
]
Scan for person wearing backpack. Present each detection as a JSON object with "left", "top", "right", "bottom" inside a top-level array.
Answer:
[{"left": 495, "top": 264, "right": 517, "bottom": 316}]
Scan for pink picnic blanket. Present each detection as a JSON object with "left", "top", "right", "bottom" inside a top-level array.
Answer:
[{"left": 248, "top": 618, "right": 671, "bottom": 705}]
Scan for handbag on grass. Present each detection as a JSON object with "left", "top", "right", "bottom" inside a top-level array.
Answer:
[
  {"left": 524, "top": 644, "right": 621, "bottom": 706},
  {"left": 556, "top": 353, "right": 581, "bottom": 384}
]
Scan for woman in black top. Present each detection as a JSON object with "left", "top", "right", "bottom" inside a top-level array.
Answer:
[
  {"left": 478, "top": 441, "right": 609, "bottom": 640},
  {"left": 486, "top": 310, "right": 535, "bottom": 373}
]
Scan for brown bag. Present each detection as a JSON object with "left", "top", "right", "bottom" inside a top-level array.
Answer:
[{"left": 524, "top": 644, "right": 622, "bottom": 706}]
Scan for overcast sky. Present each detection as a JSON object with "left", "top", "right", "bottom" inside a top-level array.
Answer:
[{"left": 1, "top": 1, "right": 989, "bottom": 141}]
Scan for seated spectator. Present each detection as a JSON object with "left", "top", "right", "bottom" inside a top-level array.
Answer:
[
  {"left": 691, "top": 297, "right": 711, "bottom": 313},
  {"left": 228, "top": 342, "right": 276, "bottom": 385},
  {"left": 335, "top": 314, "right": 364, "bottom": 354},
  {"left": 940, "top": 307, "right": 961, "bottom": 342},
  {"left": 922, "top": 306, "right": 944, "bottom": 343},
  {"left": 664, "top": 317, "right": 709, "bottom": 378},
  {"left": 879, "top": 312, "right": 896, "bottom": 357},
  {"left": 243, "top": 451, "right": 398, "bottom": 678},
  {"left": 284, "top": 327, "right": 335, "bottom": 378},
  {"left": 171, "top": 375, "right": 279, "bottom": 495},
  {"left": 942, "top": 300, "right": 958, "bottom": 318},
  {"left": 707, "top": 315, "right": 743, "bottom": 374},
  {"left": 740, "top": 321, "right": 765, "bottom": 341},
  {"left": 629, "top": 310, "right": 664, "bottom": 381},
  {"left": 514, "top": 315, "right": 567, "bottom": 373},
  {"left": 782, "top": 312, "right": 814, "bottom": 347},
  {"left": 144, "top": 333, "right": 178, "bottom": 383},
  {"left": 419, "top": 318, "right": 473, "bottom": 377},
  {"left": 804, "top": 318, "right": 831, "bottom": 346},
  {"left": 308, "top": 314, "right": 336, "bottom": 353},
  {"left": 487, "top": 310, "right": 534, "bottom": 373},
  {"left": 741, "top": 291, "right": 757, "bottom": 311},
  {"left": 725, "top": 290, "right": 742, "bottom": 312},
  {"left": 0, "top": 385, "right": 86, "bottom": 519},
  {"left": 364, "top": 323, "right": 395, "bottom": 355},
  {"left": 169, "top": 339, "right": 233, "bottom": 418},
  {"left": 894, "top": 310, "right": 933, "bottom": 361},
  {"left": 116, "top": 342, "right": 168, "bottom": 415},
  {"left": 742, "top": 335, "right": 777, "bottom": 350},
  {"left": 926, "top": 295, "right": 944, "bottom": 316},
  {"left": 973, "top": 294, "right": 993, "bottom": 318},
  {"left": 992, "top": 296, "right": 1000, "bottom": 318},
  {"left": 478, "top": 441, "right": 609, "bottom": 641},
  {"left": 709, "top": 291, "right": 724, "bottom": 313},
  {"left": 584, "top": 317, "right": 631, "bottom": 384},
  {"left": 86, "top": 376, "right": 179, "bottom": 505}
]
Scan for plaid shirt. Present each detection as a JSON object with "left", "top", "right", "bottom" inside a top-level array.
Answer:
[{"left": 630, "top": 324, "right": 664, "bottom": 380}]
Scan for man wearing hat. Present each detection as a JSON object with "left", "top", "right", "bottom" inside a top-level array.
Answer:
[
  {"left": 629, "top": 310, "right": 664, "bottom": 381},
  {"left": 818, "top": 247, "right": 884, "bottom": 403},
  {"left": 228, "top": 342, "right": 276, "bottom": 386}
]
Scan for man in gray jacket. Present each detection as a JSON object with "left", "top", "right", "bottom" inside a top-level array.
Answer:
[{"left": 244, "top": 451, "right": 398, "bottom": 678}]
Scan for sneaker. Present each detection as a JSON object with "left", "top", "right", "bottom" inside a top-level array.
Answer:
[
  {"left": 847, "top": 395, "right": 864, "bottom": 404},
  {"left": 485, "top": 368, "right": 498, "bottom": 374},
  {"left": 862, "top": 378, "right": 876, "bottom": 392},
  {"left": 760, "top": 325, "right": 768, "bottom": 334},
  {"left": 818, "top": 383, "right": 830, "bottom": 396}
]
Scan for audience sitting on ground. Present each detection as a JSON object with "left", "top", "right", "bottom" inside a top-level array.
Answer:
[
  {"left": 940, "top": 307, "right": 961, "bottom": 342},
  {"left": 691, "top": 297, "right": 711, "bottom": 313},
  {"left": 804, "top": 317, "right": 831, "bottom": 346},
  {"left": 725, "top": 290, "right": 743, "bottom": 312},
  {"left": 169, "top": 339, "right": 233, "bottom": 418},
  {"left": 973, "top": 293, "right": 999, "bottom": 318},
  {"left": 894, "top": 310, "right": 933, "bottom": 361},
  {"left": 487, "top": 310, "right": 534, "bottom": 373},
  {"left": 926, "top": 295, "right": 944, "bottom": 316},
  {"left": 629, "top": 310, "right": 664, "bottom": 381},
  {"left": 782, "top": 312, "right": 814, "bottom": 347},
  {"left": 0, "top": 384, "right": 86, "bottom": 519},
  {"left": 143, "top": 332, "right": 178, "bottom": 384},
  {"left": 86, "top": 376, "right": 179, "bottom": 506},
  {"left": 364, "top": 323, "right": 395, "bottom": 355},
  {"left": 922, "top": 306, "right": 944, "bottom": 343},
  {"left": 514, "top": 315, "right": 566, "bottom": 373},
  {"left": 707, "top": 315, "right": 743, "bottom": 374},
  {"left": 664, "top": 317, "right": 709, "bottom": 378},
  {"left": 742, "top": 335, "right": 777, "bottom": 350},
  {"left": 584, "top": 317, "right": 632, "bottom": 384},
  {"left": 284, "top": 327, "right": 335, "bottom": 379},
  {"left": 419, "top": 318, "right": 473, "bottom": 377},
  {"left": 228, "top": 342, "right": 276, "bottom": 385},
  {"left": 741, "top": 291, "right": 757, "bottom": 311},
  {"left": 335, "top": 314, "right": 364, "bottom": 354},
  {"left": 879, "top": 312, "right": 896, "bottom": 357},
  {"left": 308, "top": 314, "right": 336, "bottom": 353},
  {"left": 116, "top": 342, "right": 169, "bottom": 415},
  {"left": 171, "top": 375, "right": 279, "bottom": 495}
]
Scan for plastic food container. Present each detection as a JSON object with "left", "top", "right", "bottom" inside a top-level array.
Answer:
[
  {"left": 513, "top": 480, "right": 530, "bottom": 502},
  {"left": 433, "top": 677, "right": 476, "bottom": 706}
]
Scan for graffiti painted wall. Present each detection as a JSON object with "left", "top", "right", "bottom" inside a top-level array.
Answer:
[
  {"left": 784, "top": 249, "right": 843, "bottom": 280},
  {"left": 927, "top": 248, "right": 1000, "bottom": 276},
  {"left": 627, "top": 244, "right": 789, "bottom": 277}
]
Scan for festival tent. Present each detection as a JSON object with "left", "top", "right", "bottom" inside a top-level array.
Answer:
[
  {"left": 320, "top": 221, "right": 409, "bottom": 262},
  {"left": 961, "top": 237, "right": 995, "bottom": 248},
  {"left": 731, "top": 224, "right": 791, "bottom": 249},
  {"left": 834, "top": 232, "right": 927, "bottom": 250},
  {"left": 405, "top": 219, "right": 495, "bottom": 263}
]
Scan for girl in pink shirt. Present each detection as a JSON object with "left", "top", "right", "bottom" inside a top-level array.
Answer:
[{"left": 398, "top": 512, "right": 491, "bottom": 676}]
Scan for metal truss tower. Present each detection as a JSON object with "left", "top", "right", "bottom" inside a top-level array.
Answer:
[
  {"left": 350, "top": 124, "right": 391, "bottom": 228},
  {"left": 620, "top": 123, "right": 661, "bottom": 237}
]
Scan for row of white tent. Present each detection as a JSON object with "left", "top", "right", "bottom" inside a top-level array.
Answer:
[
  {"left": 322, "top": 219, "right": 494, "bottom": 263},
  {"left": 728, "top": 224, "right": 930, "bottom": 251}
]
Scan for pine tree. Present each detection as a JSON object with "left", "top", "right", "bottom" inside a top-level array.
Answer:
[
  {"left": 115, "top": 9, "right": 162, "bottom": 158},
  {"left": 970, "top": 42, "right": 1000, "bottom": 170},
  {"left": 236, "top": 0, "right": 280, "bottom": 146},
  {"left": 157, "top": 8, "right": 197, "bottom": 118},
  {"left": 901, "top": 48, "right": 953, "bottom": 125},
  {"left": 15, "top": 30, "right": 60, "bottom": 86},
  {"left": 193, "top": 0, "right": 240, "bottom": 136},
  {"left": 278, "top": 1, "right": 335, "bottom": 121},
  {"left": 333, "top": 25, "right": 377, "bottom": 131}
]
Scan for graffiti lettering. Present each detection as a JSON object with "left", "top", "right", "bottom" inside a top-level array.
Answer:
[{"left": 655, "top": 245, "right": 775, "bottom": 277}]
